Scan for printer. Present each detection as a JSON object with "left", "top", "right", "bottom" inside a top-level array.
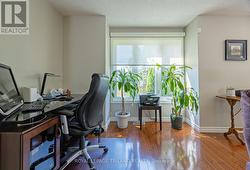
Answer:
[{"left": 139, "top": 94, "right": 160, "bottom": 106}]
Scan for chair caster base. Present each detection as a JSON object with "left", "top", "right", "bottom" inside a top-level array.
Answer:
[
  {"left": 103, "top": 147, "right": 108, "bottom": 153},
  {"left": 87, "top": 158, "right": 96, "bottom": 170},
  {"left": 90, "top": 167, "right": 96, "bottom": 170}
]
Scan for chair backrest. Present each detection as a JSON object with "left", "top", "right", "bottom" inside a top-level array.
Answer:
[
  {"left": 76, "top": 74, "right": 109, "bottom": 130},
  {"left": 241, "top": 91, "right": 250, "bottom": 157}
]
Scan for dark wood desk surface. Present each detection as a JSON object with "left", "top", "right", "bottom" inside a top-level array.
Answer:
[{"left": 0, "top": 94, "right": 83, "bottom": 133}]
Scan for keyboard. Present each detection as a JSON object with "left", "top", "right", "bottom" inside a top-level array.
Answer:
[
  {"left": 1, "top": 102, "right": 19, "bottom": 112},
  {"left": 21, "top": 101, "right": 49, "bottom": 113}
]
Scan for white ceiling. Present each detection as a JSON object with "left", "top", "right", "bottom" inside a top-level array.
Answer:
[{"left": 49, "top": 0, "right": 250, "bottom": 27}]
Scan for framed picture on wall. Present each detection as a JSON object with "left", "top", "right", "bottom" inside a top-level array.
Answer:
[{"left": 225, "top": 40, "right": 247, "bottom": 61}]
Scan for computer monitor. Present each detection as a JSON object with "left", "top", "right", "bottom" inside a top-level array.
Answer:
[{"left": 0, "top": 63, "right": 23, "bottom": 116}]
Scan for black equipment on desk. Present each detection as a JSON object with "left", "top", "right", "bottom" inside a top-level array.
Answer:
[
  {"left": 54, "top": 95, "right": 73, "bottom": 101},
  {"left": 0, "top": 63, "right": 50, "bottom": 125},
  {"left": 0, "top": 63, "right": 23, "bottom": 120},
  {"left": 140, "top": 94, "right": 160, "bottom": 106},
  {"left": 21, "top": 101, "right": 49, "bottom": 113}
]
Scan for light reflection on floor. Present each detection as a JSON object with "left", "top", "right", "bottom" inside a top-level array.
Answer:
[{"left": 112, "top": 133, "right": 201, "bottom": 170}]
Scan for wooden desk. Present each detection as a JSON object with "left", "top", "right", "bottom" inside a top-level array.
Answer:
[
  {"left": 0, "top": 117, "right": 61, "bottom": 170},
  {"left": 0, "top": 94, "right": 83, "bottom": 170},
  {"left": 216, "top": 95, "right": 244, "bottom": 145},
  {"left": 138, "top": 105, "right": 162, "bottom": 130}
]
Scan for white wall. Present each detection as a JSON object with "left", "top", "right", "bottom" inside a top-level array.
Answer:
[
  {"left": 63, "top": 15, "right": 110, "bottom": 128},
  {"left": 198, "top": 16, "right": 250, "bottom": 130},
  {"left": 63, "top": 16, "right": 106, "bottom": 94},
  {"left": 104, "top": 19, "right": 111, "bottom": 129},
  {"left": 0, "top": 0, "right": 63, "bottom": 91},
  {"left": 184, "top": 18, "right": 200, "bottom": 128}
]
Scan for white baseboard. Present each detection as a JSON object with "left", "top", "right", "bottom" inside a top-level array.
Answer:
[
  {"left": 199, "top": 127, "right": 227, "bottom": 133},
  {"left": 107, "top": 116, "right": 242, "bottom": 134},
  {"left": 110, "top": 116, "right": 170, "bottom": 122},
  {"left": 103, "top": 118, "right": 111, "bottom": 131},
  {"left": 184, "top": 118, "right": 243, "bottom": 133},
  {"left": 199, "top": 126, "right": 243, "bottom": 133},
  {"left": 184, "top": 118, "right": 200, "bottom": 132}
]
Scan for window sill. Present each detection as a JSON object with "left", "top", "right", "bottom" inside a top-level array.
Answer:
[{"left": 111, "top": 97, "right": 172, "bottom": 104}]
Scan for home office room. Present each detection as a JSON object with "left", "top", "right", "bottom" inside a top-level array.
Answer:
[{"left": 0, "top": 0, "right": 250, "bottom": 170}]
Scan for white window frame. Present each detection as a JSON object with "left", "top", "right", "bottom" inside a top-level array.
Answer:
[{"left": 110, "top": 32, "right": 185, "bottom": 103}]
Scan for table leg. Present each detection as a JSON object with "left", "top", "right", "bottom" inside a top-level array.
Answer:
[
  {"left": 159, "top": 108, "right": 162, "bottom": 131},
  {"left": 138, "top": 106, "right": 140, "bottom": 122},
  {"left": 139, "top": 107, "right": 142, "bottom": 130},
  {"left": 155, "top": 110, "right": 157, "bottom": 122},
  {"left": 224, "top": 103, "right": 235, "bottom": 137},
  {"left": 224, "top": 128, "right": 245, "bottom": 145},
  {"left": 224, "top": 99, "right": 245, "bottom": 145},
  {"left": 234, "top": 129, "right": 245, "bottom": 145}
]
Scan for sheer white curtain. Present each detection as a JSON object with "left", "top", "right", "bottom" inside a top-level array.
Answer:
[
  {"left": 111, "top": 38, "right": 184, "bottom": 66},
  {"left": 110, "top": 35, "right": 184, "bottom": 100}
]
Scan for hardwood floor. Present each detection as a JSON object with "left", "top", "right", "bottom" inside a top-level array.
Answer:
[{"left": 68, "top": 122, "right": 248, "bottom": 170}]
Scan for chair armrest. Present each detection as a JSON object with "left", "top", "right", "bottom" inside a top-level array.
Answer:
[
  {"left": 58, "top": 109, "right": 75, "bottom": 117},
  {"left": 63, "top": 104, "right": 78, "bottom": 110},
  {"left": 59, "top": 93, "right": 87, "bottom": 115}
]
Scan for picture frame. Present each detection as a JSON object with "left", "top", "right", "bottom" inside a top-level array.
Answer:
[{"left": 225, "top": 40, "right": 247, "bottom": 61}]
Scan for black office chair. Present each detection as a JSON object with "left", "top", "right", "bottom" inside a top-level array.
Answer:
[{"left": 59, "top": 74, "right": 109, "bottom": 170}]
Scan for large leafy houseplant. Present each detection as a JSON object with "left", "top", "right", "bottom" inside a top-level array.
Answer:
[
  {"left": 109, "top": 69, "right": 141, "bottom": 128},
  {"left": 161, "top": 64, "right": 199, "bottom": 129}
]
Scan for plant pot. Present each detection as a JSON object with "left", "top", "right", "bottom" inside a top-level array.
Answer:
[
  {"left": 115, "top": 112, "right": 131, "bottom": 129},
  {"left": 170, "top": 114, "right": 183, "bottom": 130}
]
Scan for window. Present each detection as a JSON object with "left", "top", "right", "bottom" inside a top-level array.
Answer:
[{"left": 111, "top": 35, "right": 184, "bottom": 102}]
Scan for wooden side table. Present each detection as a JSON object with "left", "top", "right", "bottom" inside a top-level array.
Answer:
[
  {"left": 216, "top": 95, "right": 244, "bottom": 145},
  {"left": 138, "top": 105, "right": 162, "bottom": 130}
]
